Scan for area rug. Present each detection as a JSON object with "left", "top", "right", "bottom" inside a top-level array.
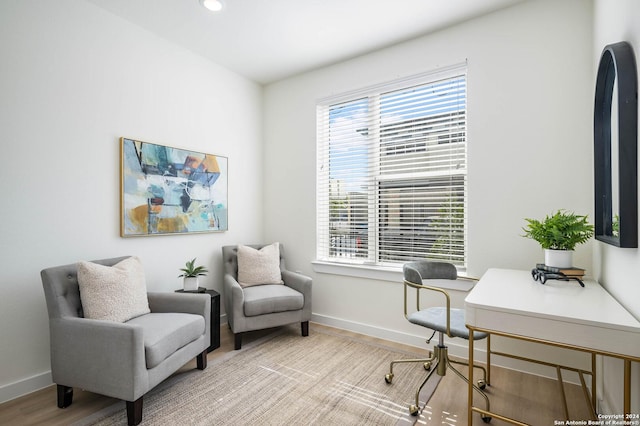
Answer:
[{"left": 74, "top": 326, "right": 441, "bottom": 425}]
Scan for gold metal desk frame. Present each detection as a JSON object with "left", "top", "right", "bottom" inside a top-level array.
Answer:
[{"left": 465, "top": 268, "right": 640, "bottom": 425}]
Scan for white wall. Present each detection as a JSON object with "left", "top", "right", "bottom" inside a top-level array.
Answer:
[
  {"left": 263, "top": 0, "right": 594, "bottom": 375},
  {"left": 593, "top": 0, "right": 640, "bottom": 414},
  {"left": 0, "top": 0, "right": 263, "bottom": 402}
]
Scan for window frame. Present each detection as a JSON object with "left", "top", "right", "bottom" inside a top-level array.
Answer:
[{"left": 316, "top": 63, "right": 468, "bottom": 274}]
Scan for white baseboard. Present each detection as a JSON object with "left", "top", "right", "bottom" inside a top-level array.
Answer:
[
  {"left": 0, "top": 371, "right": 52, "bottom": 404},
  {"left": 311, "top": 313, "right": 586, "bottom": 385},
  {"left": 311, "top": 312, "right": 484, "bottom": 360}
]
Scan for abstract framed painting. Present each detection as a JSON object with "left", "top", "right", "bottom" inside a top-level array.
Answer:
[{"left": 120, "top": 138, "right": 228, "bottom": 237}]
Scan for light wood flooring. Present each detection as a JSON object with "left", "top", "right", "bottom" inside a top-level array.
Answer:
[{"left": 0, "top": 323, "right": 593, "bottom": 425}]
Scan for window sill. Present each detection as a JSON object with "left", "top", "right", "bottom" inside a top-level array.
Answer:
[{"left": 311, "top": 260, "right": 475, "bottom": 292}]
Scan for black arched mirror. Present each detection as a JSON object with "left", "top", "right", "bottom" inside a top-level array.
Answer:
[{"left": 594, "top": 41, "right": 638, "bottom": 248}]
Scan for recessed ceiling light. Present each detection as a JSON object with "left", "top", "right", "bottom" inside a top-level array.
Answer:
[{"left": 200, "top": 0, "right": 223, "bottom": 12}]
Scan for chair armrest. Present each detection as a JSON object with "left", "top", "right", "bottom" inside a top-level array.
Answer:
[
  {"left": 49, "top": 317, "right": 147, "bottom": 400},
  {"left": 282, "top": 270, "right": 312, "bottom": 297},
  {"left": 148, "top": 292, "right": 210, "bottom": 316},
  {"left": 223, "top": 274, "right": 245, "bottom": 327},
  {"left": 223, "top": 274, "right": 244, "bottom": 303},
  {"left": 282, "top": 270, "right": 312, "bottom": 315},
  {"left": 404, "top": 281, "right": 453, "bottom": 337},
  {"left": 148, "top": 292, "right": 210, "bottom": 349}
]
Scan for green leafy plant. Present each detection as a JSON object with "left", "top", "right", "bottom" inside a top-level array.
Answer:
[
  {"left": 522, "top": 210, "right": 594, "bottom": 251},
  {"left": 178, "top": 258, "right": 208, "bottom": 278},
  {"left": 612, "top": 214, "right": 620, "bottom": 237}
]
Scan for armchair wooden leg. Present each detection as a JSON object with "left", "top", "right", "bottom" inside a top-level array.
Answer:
[
  {"left": 126, "top": 397, "right": 143, "bottom": 426},
  {"left": 234, "top": 333, "right": 242, "bottom": 350},
  {"left": 302, "top": 321, "right": 309, "bottom": 337},
  {"left": 196, "top": 350, "right": 207, "bottom": 370},
  {"left": 56, "top": 385, "right": 73, "bottom": 408}
]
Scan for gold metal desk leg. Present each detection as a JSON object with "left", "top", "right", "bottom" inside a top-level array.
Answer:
[
  {"left": 556, "top": 366, "right": 569, "bottom": 419},
  {"left": 578, "top": 370, "right": 596, "bottom": 419},
  {"left": 591, "top": 353, "right": 596, "bottom": 415},
  {"left": 468, "top": 328, "right": 474, "bottom": 426},
  {"left": 487, "top": 334, "right": 491, "bottom": 385}
]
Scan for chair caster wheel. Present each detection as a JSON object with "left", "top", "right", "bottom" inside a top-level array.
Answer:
[
  {"left": 423, "top": 362, "right": 431, "bottom": 371},
  {"left": 409, "top": 404, "right": 419, "bottom": 416},
  {"left": 384, "top": 373, "right": 393, "bottom": 384},
  {"left": 481, "top": 415, "right": 492, "bottom": 423},
  {"left": 477, "top": 379, "right": 487, "bottom": 390}
]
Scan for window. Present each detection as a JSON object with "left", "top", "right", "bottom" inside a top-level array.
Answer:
[{"left": 316, "top": 65, "right": 467, "bottom": 268}]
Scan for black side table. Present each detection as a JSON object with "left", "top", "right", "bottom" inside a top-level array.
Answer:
[{"left": 175, "top": 288, "right": 220, "bottom": 352}]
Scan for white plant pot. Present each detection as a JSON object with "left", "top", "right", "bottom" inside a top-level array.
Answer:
[
  {"left": 183, "top": 276, "right": 199, "bottom": 291},
  {"left": 544, "top": 249, "right": 573, "bottom": 268}
]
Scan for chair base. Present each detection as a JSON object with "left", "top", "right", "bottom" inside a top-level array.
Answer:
[
  {"left": 126, "top": 398, "right": 143, "bottom": 426},
  {"left": 196, "top": 349, "right": 207, "bottom": 370},
  {"left": 56, "top": 385, "right": 73, "bottom": 408},
  {"left": 55, "top": 349, "right": 209, "bottom": 426},
  {"left": 233, "top": 321, "right": 310, "bottom": 350},
  {"left": 385, "top": 343, "right": 491, "bottom": 422}
]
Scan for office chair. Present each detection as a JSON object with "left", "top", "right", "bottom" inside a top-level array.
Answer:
[{"left": 384, "top": 261, "right": 491, "bottom": 422}]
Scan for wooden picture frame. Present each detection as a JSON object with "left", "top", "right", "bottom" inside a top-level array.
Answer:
[{"left": 120, "top": 137, "right": 228, "bottom": 237}]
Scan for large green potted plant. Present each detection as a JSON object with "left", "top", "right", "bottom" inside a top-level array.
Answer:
[
  {"left": 178, "top": 258, "right": 208, "bottom": 291},
  {"left": 522, "top": 210, "right": 594, "bottom": 268}
]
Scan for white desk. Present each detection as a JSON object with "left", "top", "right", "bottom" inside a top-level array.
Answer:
[{"left": 465, "top": 268, "right": 640, "bottom": 425}]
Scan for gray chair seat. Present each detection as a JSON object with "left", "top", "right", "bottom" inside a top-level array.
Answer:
[
  {"left": 408, "top": 307, "right": 487, "bottom": 340},
  {"left": 127, "top": 313, "right": 205, "bottom": 368},
  {"left": 243, "top": 284, "right": 304, "bottom": 317}
]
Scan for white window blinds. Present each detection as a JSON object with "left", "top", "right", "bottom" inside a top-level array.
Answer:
[{"left": 317, "top": 65, "right": 467, "bottom": 267}]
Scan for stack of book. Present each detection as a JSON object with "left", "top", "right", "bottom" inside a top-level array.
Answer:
[{"left": 535, "top": 264, "right": 585, "bottom": 280}]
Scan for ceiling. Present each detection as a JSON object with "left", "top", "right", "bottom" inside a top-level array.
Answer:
[{"left": 85, "top": 0, "right": 526, "bottom": 84}]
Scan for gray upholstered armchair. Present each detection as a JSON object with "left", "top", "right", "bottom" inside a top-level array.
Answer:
[
  {"left": 41, "top": 256, "right": 210, "bottom": 426},
  {"left": 222, "top": 244, "right": 312, "bottom": 350}
]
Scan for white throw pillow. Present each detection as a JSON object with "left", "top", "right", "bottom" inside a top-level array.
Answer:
[
  {"left": 77, "top": 256, "right": 150, "bottom": 322},
  {"left": 237, "top": 243, "right": 283, "bottom": 287}
]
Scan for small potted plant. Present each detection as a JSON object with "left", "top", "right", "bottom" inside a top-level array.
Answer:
[
  {"left": 522, "top": 210, "right": 594, "bottom": 268},
  {"left": 179, "top": 258, "right": 208, "bottom": 291}
]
